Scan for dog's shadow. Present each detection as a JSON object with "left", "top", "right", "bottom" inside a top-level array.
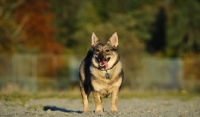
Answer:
[{"left": 43, "top": 106, "right": 83, "bottom": 114}]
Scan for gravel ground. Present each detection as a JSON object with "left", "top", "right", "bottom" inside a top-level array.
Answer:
[{"left": 0, "top": 96, "right": 200, "bottom": 117}]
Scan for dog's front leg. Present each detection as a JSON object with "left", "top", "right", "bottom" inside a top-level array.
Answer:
[
  {"left": 80, "top": 83, "right": 90, "bottom": 113},
  {"left": 111, "top": 90, "right": 119, "bottom": 113},
  {"left": 92, "top": 91, "right": 103, "bottom": 113}
]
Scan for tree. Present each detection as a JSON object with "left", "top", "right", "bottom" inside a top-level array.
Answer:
[
  {"left": 0, "top": 0, "right": 19, "bottom": 55},
  {"left": 49, "top": 0, "right": 81, "bottom": 48},
  {"left": 165, "top": 0, "right": 200, "bottom": 57},
  {"left": 147, "top": 7, "right": 167, "bottom": 54},
  {"left": 14, "top": 0, "right": 64, "bottom": 54}
]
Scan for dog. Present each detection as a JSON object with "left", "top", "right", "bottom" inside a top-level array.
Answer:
[{"left": 79, "top": 32, "right": 124, "bottom": 113}]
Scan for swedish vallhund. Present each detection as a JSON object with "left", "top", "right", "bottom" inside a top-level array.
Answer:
[{"left": 79, "top": 32, "right": 124, "bottom": 113}]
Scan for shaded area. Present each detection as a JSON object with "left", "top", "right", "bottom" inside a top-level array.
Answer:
[
  {"left": 43, "top": 106, "right": 83, "bottom": 113},
  {"left": 147, "top": 7, "right": 166, "bottom": 54}
]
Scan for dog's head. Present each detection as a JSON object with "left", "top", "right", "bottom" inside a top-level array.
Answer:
[{"left": 91, "top": 32, "right": 119, "bottom": 70}]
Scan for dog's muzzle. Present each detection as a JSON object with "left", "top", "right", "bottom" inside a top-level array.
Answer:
[{"left": 97, "top": 56, "right": 110, "bottom": 68}]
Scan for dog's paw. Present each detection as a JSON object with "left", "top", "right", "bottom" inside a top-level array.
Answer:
[
  {"left": 95, "top": 110, "right": 103, "bottom": 114},
  {"left": 111, "top": 109, "right": 118, "bottom": 114},
  {"left": 83, "top": 109, "right": 90, "bottom": 113}
]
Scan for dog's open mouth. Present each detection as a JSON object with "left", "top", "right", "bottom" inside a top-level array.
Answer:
[{"left": 99, "top": 57, "right": 110, "bottom": 68}]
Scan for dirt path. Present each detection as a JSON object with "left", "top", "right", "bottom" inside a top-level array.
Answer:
[{"left": 0, "top": 96, "right": 200, "bottom": 117}]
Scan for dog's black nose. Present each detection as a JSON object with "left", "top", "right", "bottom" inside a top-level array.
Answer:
[{"left": 98, "top": 54, "right": 105, "bottom": 61}]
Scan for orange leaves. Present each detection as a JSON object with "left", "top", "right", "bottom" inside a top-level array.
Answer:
[
  {"left": 183, "top": 53, "right": 200, "bottom": 80},
  {"left": 14, "top": 0, "right": 64, "bottom": 54}
]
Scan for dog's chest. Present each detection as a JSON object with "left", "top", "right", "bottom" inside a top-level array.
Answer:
[
  {"left": 91, "top": 69, "right": 122, "bottom": 92},
  {"left": 91, "top": 77, "right": 122, "bottom": 98},
  {"left": 90, "top": 62, "right": 122, "bottom": 95},
  {"left": 91, "top": 68, "right": 118, "bottom": 83}
]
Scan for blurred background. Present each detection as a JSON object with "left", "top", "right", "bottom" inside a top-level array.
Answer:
[{"left": 0, "top": 0, "right": 200, "bottom": 93}]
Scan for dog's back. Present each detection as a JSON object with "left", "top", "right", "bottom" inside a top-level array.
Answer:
[{"left": 79, "top": 49, "right": 93, "bottom": 89}]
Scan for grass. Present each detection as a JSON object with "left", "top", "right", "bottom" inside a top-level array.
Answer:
[
  {"left": 27, "top": 104, "right": 44, "bottom": 111},
  {"left": 0, "top": 90, "right": 80, "bottom": 101},
  {"left": 0, "top": 89, "right": 81, "bottom": 107},
  {"left": 0, "top": 89, "right": 199, "bottom": 106},
  {"left": 119, "top": 89, "right": 200, "bottom": 101}
]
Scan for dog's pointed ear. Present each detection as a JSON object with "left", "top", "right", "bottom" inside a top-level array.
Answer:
[
  {"left": 91, "top": 32, "right": 99, "bottom": 47},
  {"left": 108, "top": 32, "right": 118, "bottom": 48}
]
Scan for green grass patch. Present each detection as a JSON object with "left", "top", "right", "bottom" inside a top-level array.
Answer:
[
  {"left": 0, "top": 92, "right": 31, "bottom": 103},
  {"left": 0, "top": 90, "right": 81, "bottom": 103},
  {"left": 27, "top": 105, "right": 44, "bottom": 111},
  {"left": 119, "top": 89, "right": 200, "bottom": 101},
  {"left": 0, "top": 89, "right": 199, "bottom": 105}
]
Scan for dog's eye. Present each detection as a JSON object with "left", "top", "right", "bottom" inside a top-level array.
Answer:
[
  {"left": 106, "top": 49, "right": 110, "bottom": 52},
  {"left": 95, "top": 49, "right": 100, "bottom": 52}
]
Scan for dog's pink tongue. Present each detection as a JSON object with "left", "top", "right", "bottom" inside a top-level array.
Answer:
[
  {"left": 100, "top": 61, "right": 108, "bottom": 68},
  {"left": 103, "top": 61, "right": 108, "bottom": 68}
]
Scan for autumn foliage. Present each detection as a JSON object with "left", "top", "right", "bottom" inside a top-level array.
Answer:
[
  {"left": 183, "top": 53, "right": 200, "bottom": 80},
  {"left": 14, "top": 0, "right": 64, "bottom": 54}
]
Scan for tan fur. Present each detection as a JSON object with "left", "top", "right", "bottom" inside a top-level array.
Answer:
[{"left": 90, "top": 61, "right": 122, "bottom": 96}]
